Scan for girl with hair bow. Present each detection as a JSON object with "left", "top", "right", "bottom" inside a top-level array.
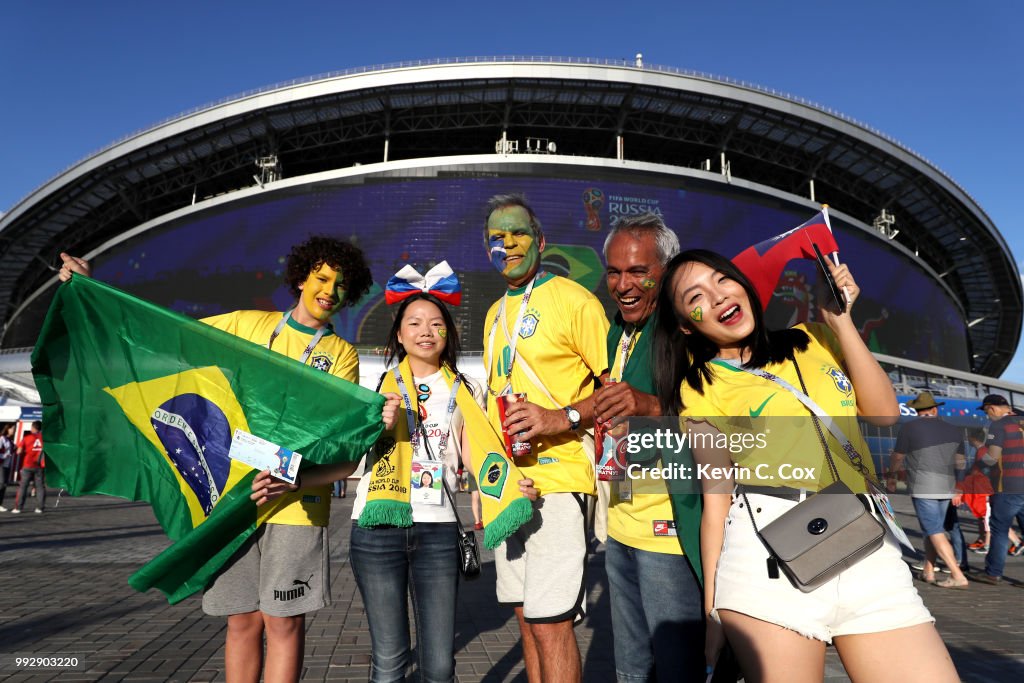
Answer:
[{"left": 349, "top": 261, "right": 536, "bottom": 682}]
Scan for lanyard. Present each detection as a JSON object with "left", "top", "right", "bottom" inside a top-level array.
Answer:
[
  {"left": 267, "top": 310, "right": 328, "bottom": 364},
  {"left": 485, "top": 274, "right": 538, "bottom": 397},
  {"left": 611, "top": 326, "right": 641, "bottom": 382},
  {"left": 392, "top": 367, "right": 462, "bottom": 461}
]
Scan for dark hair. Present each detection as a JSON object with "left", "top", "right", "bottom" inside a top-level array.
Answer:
[
  {"left": 968, "top": 428, "right": 987, "bottom": 444},
  {"left": 383, "top": 293, "right": 463, "bottom": 374},
  {"left": 285, "top": 236, "right": 373, "bottom": 307},
  {"left": 653, "top": 249, "right": 809, "bottom": 414},
  {"left": 32, "top": 420, "right": 42, "bottom": 431}
]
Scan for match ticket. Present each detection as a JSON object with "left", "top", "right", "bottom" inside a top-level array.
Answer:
[{"left": 228, "top": 428, "right": 303, "bottom": 484}]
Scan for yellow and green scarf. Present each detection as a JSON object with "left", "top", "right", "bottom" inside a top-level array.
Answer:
[{"left": 359, "top": 358, "right": 533, "bottom": 549}]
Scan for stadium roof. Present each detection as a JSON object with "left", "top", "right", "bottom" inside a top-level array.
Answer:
[{"left": 0, "top": 56, "right": 1018, "bottom": 375}]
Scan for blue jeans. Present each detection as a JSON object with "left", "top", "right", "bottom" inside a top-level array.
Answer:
[
  {"left": 605, "top": 537, "right": 704, "bottom": 682},
  {"left": 985, "top": 493, "right": 1024, "bottom": 578},
  {"left": 349, "top": 523, "right": 458, "bottom": 683},
  {"left": 911, "top": 497, "right": 967, "bottom": 569}
]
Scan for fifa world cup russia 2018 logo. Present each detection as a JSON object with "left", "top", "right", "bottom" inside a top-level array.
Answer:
[{"left": 582, "top": 188, "right": 604, "bottom": 231}]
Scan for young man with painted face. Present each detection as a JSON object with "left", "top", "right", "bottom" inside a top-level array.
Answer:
[
  {"left": 59, "top": 238, "right": 399, "bottom": 683},
  {"left": 593, "top": 214, "right": 705, "bottom": 681},
  {"left": 483, "top": 194, "right": 608, "bottom": 683}
]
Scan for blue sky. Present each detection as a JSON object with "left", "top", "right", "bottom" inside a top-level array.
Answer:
[{"left": 2, "top": 1, "right": 1022, "bottom": 379}]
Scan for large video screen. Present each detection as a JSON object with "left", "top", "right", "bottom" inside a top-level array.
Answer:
[{"left": 88, "top": 169, "right": 969, "bottom": 369}]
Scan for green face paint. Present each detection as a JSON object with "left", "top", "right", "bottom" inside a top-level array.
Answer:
[
  {"left": 437, "top": 327, "right": 447, "bottom": 339},
  {"left": 689, "top": 307, "right": 703, "bottom": 322},
  {"left": 486, "top": 206, "right": 541, "bottom": 286},
  {"left": 641, "top": 278, "right": 657, "bottom": 290}
]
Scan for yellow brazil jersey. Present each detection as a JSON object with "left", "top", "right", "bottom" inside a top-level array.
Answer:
[
  {"left": 680, "top": 323, "right": 877, "bottom": 494},
  {"left": 203, "top": 310, "right": 359, "bottom": 526},
  {"left": 484, "top": 273, "right": 608, "bottom": 495}
]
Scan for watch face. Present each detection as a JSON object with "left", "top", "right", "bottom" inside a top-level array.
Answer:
[{"left": 568, "top": 408, "right": 581, "bottom": 423}]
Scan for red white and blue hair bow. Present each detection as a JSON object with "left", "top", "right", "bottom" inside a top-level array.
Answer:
[{"left": 384, "top": 260, "right": 462, "bottom": 306}]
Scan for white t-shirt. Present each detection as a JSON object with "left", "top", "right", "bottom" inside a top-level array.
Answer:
[{"left": 352, "top": 370, "right": 459, "bottom": 523}]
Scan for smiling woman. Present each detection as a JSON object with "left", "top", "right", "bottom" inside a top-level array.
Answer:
[{"left": 652, "top": 248, "right": 959, "bottom": 683}]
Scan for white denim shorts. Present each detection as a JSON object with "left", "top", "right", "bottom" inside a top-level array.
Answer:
[{"left": 711, "top": 492, "right": 934, "bottom": 642}]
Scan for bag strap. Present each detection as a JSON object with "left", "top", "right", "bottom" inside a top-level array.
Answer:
[
  {"left": 792, "top": 359, "right": 841, "bottom": 483},
  {"left": 735, "top": 358, "right": 839, "bottom": 560},
  {"left": 714, "top": 357, "right": 873, "bottom": 481},
  {"left": 440, "top": 470, "right": 473, "bottom": 541}
]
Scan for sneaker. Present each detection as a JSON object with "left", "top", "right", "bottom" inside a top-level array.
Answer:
[
  {"left": 968, "top": 539, "right": 987, "bottom": 550},
  {"left": 10, "top": 508, "right": 20, "bottom": 514},
  {"left": 970, "top": 545, "right": 990, "bottom": 554},
  {"left": 1010, "top": 544, "right": 1024, "bottom": 557},
  {"left": 0, "top": 506, "right": 7, "bottom": 512},
  {"left": 34, "top": 509, "right": 43, "bottom": 514}
]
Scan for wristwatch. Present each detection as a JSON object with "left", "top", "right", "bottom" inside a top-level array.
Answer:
[{"left": 563, "top": 405, "right": 581, "bottom": 431}]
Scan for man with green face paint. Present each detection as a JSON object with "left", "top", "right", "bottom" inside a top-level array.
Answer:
[
  {"left": 59, "top": 237, "right": 401, "bottom": 683},
  {"left": 482, "top": 193, "right": 608, "bottom": 683}
]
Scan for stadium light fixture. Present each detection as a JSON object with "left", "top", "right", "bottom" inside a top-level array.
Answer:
[{"left": 873, "top": 209, "right": 898, "bottom": 239}]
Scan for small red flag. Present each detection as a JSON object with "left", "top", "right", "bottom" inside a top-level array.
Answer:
[{"left": 732, "top": 208, "right": 840, "bottom": 310}]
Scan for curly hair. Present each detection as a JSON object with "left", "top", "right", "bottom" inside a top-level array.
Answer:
[{"left": 285, "top": 236, "right": 373, "bottom": 307}]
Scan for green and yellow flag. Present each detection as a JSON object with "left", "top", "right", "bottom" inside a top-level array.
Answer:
[{"left": 31, "top": 275, "right": 383, "bottom": 603}]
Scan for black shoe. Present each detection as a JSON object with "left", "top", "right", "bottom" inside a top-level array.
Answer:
[{"left": 973, "top": 573, "right": 1002, "bottom": 585}]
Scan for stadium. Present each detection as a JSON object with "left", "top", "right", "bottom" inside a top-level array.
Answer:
[{"left": 1, "top": 56, "right": 1021, "bottom": 414}]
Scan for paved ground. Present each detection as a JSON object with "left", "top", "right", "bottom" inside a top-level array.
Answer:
[{"left": 1, "top": 487, "right": 1022, "bottom": 682}]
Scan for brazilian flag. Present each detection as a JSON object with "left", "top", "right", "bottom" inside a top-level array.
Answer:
[{"left": 32, "top": 275, "right": 384, "bottom": 604}]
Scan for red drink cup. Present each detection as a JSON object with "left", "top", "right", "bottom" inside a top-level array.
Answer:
[
  {"left": 594, "top": 379, "right": 617, "bottom": 465},
  {"left": 597, "top": 419, "right": 629, "bottom": 480},
  {"left": 496, "top": 392, "right": 532, "bottom": 458}
]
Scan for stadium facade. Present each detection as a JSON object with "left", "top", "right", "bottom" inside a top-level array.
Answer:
[{"left": 0, "top": 58, "right": 1019, "bottom": 389}]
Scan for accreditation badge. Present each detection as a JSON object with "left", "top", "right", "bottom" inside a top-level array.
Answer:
[
  {"left": 866, "top": 478, "right": 914, "bottom": 552},
  {"left": 618, "top": 477, "right": 632, "bottom": 502},
  {"left": 411, "top": 460, "right": 444, "bottom": 506}
]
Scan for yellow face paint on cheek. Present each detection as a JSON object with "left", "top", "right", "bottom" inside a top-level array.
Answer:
[
  {"left": 689, "top": 306, "right": 703, "bottom": 322},
  {"left": 437, "top": 327, "right": 447, "bottom": 339},
  {"left": 642, "top": 278, "right": 657, "bottom": 289}
]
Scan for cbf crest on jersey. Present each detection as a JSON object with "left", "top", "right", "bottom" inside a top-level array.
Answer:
[
  {"left": 825, "top": 366, "right": 853, "bottom": 396},
  {"left": 519, "top": 308, "right": 541, "bottom": 339},
  {"left": 309, "top": 352, "right": 334, "bottom": 373}
]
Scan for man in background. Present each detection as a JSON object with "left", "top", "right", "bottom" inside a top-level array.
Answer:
[
  {"left": 890, "top": 392, "right": 968, "bottom": 588},
  {"left": 12, "top": 420, "right": 45, "bottom": 514},
  {"left": 976, "top": 394, "right": 1024, "bottom": 584}
]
